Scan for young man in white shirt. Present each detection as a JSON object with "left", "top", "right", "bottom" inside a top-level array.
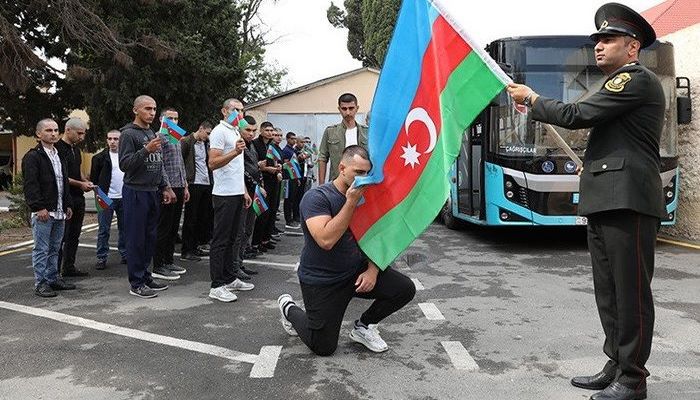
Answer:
[
  {"left": 90, "top": 129, "right": 127, "bottom": 270},
  {"left": 207, "top": 98, "right": 254, "bottom": 302}
]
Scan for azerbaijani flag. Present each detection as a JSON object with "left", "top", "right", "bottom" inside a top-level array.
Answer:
[
  {"left": 94, "top": 187, "right": 113, "bottom": 212},
  {"left": 283, "top": 160, "right": 302, "bottom": 180},
  {"left": 252, "top": 185, "right": 269, "bottom": 216},
  {"left": 350, "top": 0, "right": 510, "bottom": 269},
  {"left": 266, "top": 145, "right": 282, "bottom": 162},
  {"left": 159, "top": 118, "right": 187, "bottom": 144},
  {"left": 226, "top": 110, "right": 248, "bottom": 130}
]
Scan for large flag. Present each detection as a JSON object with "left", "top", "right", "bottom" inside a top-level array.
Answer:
[
  {"left": 350, "top": 0, "right": 510, "bottom": 269},
  {"left": 159, "top": 118, "right": 187, "bottom": 144},
  {"left": 93, "top": 187, "right": 113, "bottom": 212},
  {"left": 252, "top": 185, "right": 269, "bottom": 216}
]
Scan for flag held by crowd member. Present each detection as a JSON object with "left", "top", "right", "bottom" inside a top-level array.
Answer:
[
  {"left": 94, "top": 187, "right": 113, "bottom": 212},
  {"left": 283, "top": 160, "right": 302, "bottom": 180},
  {"left": 159, "top": 118, "right": 187, "bottom": 144},
  {"left": 226, "top": 110, "right": 249, "bottom": 130},
  {"left": 349, "top": 0, "right": 510, "bottom": 269},
  {"left": 252, "top": 185, "right": 269, "bottom": 216},
  {"left": 266, "top": 145, "right": 282, "bottom": 162}
]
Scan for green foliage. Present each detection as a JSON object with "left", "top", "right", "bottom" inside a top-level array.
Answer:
[
  {"left": 0, "top": 0, "right": 284, "bottom": 149},
  {"left": 326, "top": 0, "right": 400, "bottom": 68},
  {"left": 6, "top": 173, "right": 31, "bottom": 227}
]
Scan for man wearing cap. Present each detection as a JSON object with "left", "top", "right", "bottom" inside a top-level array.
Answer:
[{"left": 508, "top": 3, "right": 664, "bottom": 400}]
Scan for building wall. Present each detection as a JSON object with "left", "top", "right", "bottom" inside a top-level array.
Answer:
[
  {"left": 660, "top": 24, "right": 700, "bottom": 241},
  {"left": 248, "top": 70, "right": 379, "bottom": 118}
]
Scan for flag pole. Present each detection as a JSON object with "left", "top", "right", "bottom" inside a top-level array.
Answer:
[{"left": 542, "top": 123, "right": 583, "bottom": 169}]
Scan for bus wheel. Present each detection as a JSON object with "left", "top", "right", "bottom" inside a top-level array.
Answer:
[{"left": 441, "top": 200, "right": 463, "bottom": 230}]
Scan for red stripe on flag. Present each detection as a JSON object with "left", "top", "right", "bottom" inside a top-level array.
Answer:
[
  {"left": 351, "top": 16, "right": 473, "bottom": 239},
  {"left": 167, "top": 127, "right": 183, "bottom": 141}
]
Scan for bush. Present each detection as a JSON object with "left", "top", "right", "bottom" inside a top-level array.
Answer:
[{"left": 7, "top": 173, "right": 31, "bottom": 227}]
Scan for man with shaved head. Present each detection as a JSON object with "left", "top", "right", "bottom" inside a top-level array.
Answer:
[
  {"left": 55, "top": 117, "right": 94, "bottom": 277},
  {"left": 119, "top": 95, "right": 176, "bottom": 298},
  {"left": 23, "top": 118, "right": 75, "bottom": 297}
]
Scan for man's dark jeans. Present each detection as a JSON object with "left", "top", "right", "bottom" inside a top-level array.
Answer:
[{"left": 210, "top": 194, "right": 244, "bottom": 288}]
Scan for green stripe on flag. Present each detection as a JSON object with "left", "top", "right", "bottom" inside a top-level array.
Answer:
[{"left": 358, "top": 52, "right": 507, "bottom": 269}]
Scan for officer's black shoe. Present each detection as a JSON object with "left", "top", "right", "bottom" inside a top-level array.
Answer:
[
  {"left": 590, "top": 382, "right": 646, "bottom": 400},
  {"left": 571, "top": 369, "right": 616, "bottom": 390}
]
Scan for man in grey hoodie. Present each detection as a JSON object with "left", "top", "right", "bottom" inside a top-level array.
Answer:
[{"left": 119, "top": 95, "right": 176, "bottom": 298}]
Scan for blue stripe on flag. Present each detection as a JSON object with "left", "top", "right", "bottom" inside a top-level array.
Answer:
[
  {"left": 163, "top": 118, "right": 186, "bottom": 136},
  {"left": 357, "top": 0, "right": 438, "bottom": 186}
]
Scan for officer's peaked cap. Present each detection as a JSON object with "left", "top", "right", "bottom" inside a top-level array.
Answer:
[{"left": 590, "top": 2, "right": 656, "bottom": 48}]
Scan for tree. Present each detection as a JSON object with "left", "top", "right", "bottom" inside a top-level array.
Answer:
[
  {"left": 0, "top": 0, "right": 284, "bottom": 147},
  {"left": 326, "top": 0, "right": 399, "bottom": 68}
]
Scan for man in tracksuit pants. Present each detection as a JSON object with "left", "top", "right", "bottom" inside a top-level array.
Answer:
[{"left": 118, "top": 95, "right": 176, "bottom": 298}]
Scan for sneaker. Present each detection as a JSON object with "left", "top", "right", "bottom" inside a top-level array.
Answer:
[
  {"left": 236, "top": 270, "right": 252, "bottom": 281},
  {"left": 349, "top": 321, "right": 389, "bottom": 353},
  {"left": 225, "top": 278, "right": 254, "bottom": 291},
  {"left": 152, "top": 266, "right": 180, "bottom": 280},
  {"left": 129, "top": 285, "right": 158, "bottom": 299},
  {"left": 277, "top": 294, "right": 298, "bottom": 336},
  {"left": 95, "top": 260, "right": 106, "bottom": 270},
  {"left": 166, "top": 264, "right": 187, "bottom": 274},
  {"left": 180, "top": 252, "right": 201, "bottom": 261},
  {"left": 35, "top": 283, "right": 57, "bottom": 298},
  {"left": 285, "top": 222, "right": 301, "bottom": 229},
  {"left": 49, "top": 278, "right": 76, "bottom": 291},
  {"left": 145, "top": 280, "right": 169, "bottom": 291},
  {"left": 209, "top": 286, "right": 237, "bottom": 302}
]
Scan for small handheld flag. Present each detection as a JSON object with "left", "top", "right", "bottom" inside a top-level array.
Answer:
[
  {"left": 94, "top": 187, "right": 113, "bottom": 212},
  {"left": 266, "top": 145, "right": 282, "bottom": 162},
  {"left": 226, "top": 110, "right": 249, "bottom": 130},
  {"left": 282, "top": 160, "right": 302, "bottom": 180},
  {"left": 252, "top": 185, "right": 269, "bottom": 216},
  {"left": 159, "top": 118, "right": 187, "bottom": 144}
]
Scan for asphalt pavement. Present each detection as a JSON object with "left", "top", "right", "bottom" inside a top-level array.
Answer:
[{"left": 0, "top": 220, "right": 698, "bottom": 400}]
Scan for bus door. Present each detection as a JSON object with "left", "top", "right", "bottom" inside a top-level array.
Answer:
[{"left": 457, "top": 113, "right": 485, "bottom": 219}]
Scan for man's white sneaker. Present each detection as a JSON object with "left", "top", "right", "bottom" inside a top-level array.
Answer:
[
  {"left": 209, "top": 286, "right": 237, "bottom": 302},
  {"left": 277, "top": 294, "right": 298, "bottom": 336},
  {"left": 225, "top": 278, "right": 254, "bottom": 291},
  {"left": 349, "top": 322, "right": 388, "bottom": 353}
]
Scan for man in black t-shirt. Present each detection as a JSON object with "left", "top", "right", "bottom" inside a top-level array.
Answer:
[{"left": 277, "top": 145, "right": 415, "bottom": 356}]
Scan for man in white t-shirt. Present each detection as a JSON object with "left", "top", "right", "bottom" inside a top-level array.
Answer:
[
  {"left": 317, "top": 93, "right": 369, "bottom": 184},
  {"left": 207, "top": 98, "right": 254, "bottom": 302},
  {"left": 90, "top": 129, "right": 127, "bottom": 270}
]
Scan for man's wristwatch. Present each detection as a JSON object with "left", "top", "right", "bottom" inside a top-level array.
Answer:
[{"left": 524, "top": 92, "right": 534, "bottom": 107}]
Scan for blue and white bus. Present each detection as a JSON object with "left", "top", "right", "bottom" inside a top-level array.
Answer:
[{"left": 442, "top": 35, "right": 691, "bottom": 228}]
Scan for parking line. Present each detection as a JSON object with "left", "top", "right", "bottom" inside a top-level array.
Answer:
[
  {"left": 418, "top": 303, "right": 445, "bottom": 320},
  {"left": 75, "top": 243, "right": 299, "bottom": 269},
  {"left": 441, "top": 341, "right": 479, "bottom": 371},
  {"left": 411, "top": 278, "right": 425, "bottom": 290},
  {"left": 249, "top": 346, "right": 282, "bottom": 378},
  {"left": 0, "top": 300, "right": 283, "bottom": 377}
]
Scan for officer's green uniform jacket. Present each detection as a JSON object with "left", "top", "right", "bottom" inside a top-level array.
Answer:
[
  {"left": 317, "top": 121, "right": 368, "bottom": 181},
  {"left": 531, "top": 62, "right": 667, "bottom": 218}
]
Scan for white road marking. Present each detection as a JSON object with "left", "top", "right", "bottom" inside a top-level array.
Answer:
[
  {"left": 249, "top": 346, "right": 282, "bottom": 378},
  {"left": 418, "top": 303, "right": 445, "bottom": 320},
  {"left": 294, "top": 262, "right": 299, "bottom": 272},
  {"left": 0, "top": 301, "right": 287, "bottom": 375},
  {"left": 441, "top": 341, "right": 479, "bottom": 371},
  {"left": 76, "top": 243, "right": 298, "bottom": 269},
  {"left": 411, "top": 278, "right": 425, "bottom": 290},
  {"left": 285, "top": 231, "right": 303, "bottom": 237}
]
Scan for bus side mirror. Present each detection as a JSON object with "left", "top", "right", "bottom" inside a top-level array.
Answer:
[{"left": 677, "top": 77, "right": 692, "bottom": 124}]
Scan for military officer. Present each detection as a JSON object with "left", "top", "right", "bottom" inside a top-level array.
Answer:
[{"left": 508, "top": 3, "right": 664, "bottom": 400}]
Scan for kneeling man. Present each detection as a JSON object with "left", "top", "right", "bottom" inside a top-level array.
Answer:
[{"left": 277, "top": 145, "right": 415, "bottom": 355}]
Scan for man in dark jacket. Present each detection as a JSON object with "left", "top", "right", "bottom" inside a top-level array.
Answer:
[
  {"left": 119, "top": 95, "right": 176, "bottom": 299},
  {"left": 55, "top": 117, "right": 93, "bottom": 277},
  {"left": 251, "top": 122, "right": 281, "bottom": 252},
  {"left": 508, "top": 4, "right": 664, "bottom": 400},
  {"left": 180, "top": 121, "right": 213, "bottom": 260},
  {"left": 90, "top": 129, "right": 127, "bottom": 269},
  {"left": 23, "top": 118, "right": 75, "bottom": 297}
]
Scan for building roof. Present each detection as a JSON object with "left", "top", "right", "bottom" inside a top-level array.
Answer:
[
  {"left": 642, "top": 0, "right": 700, "bottom": 37},
  {"left": 245, "top": 67, "right": 379, "bottom": 110}
]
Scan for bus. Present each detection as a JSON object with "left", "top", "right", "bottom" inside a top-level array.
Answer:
[{"left": 442, "top": 35, "right": 691, "bottom": 228}]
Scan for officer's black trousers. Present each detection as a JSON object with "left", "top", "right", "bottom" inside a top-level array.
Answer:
[{"left": 587, "top": 210, "right": 659, "bottom": 390}]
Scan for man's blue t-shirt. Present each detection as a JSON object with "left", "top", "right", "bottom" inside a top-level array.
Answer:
[{"left": 298, "top": 182, "right": 367, "bottom": 285}]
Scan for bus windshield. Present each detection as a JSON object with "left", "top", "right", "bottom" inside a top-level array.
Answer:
[{"left": 493, "top": 38, "right": 678, "bottom": 158}]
